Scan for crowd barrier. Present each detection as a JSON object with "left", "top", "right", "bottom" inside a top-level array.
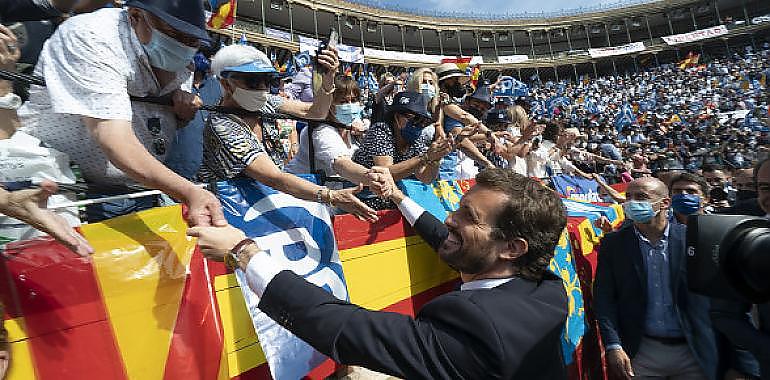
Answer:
[{"left": 0, "top": 175, "right": 626, "bottom": 379}]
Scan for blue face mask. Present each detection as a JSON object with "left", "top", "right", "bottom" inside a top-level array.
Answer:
[
  {"left": 419, "top": 83, "right": 436, "bottom": 99},
  {"left": 399, "top": 119, "right": 424, "bottom": 145},
  {"left": 671, "top": 193, "right": 701, "bottom": 215},
  {"left": 623, "top": 200, "right": 659, "bottom": 223},
  {"left": 334, "top": 102, "right": 363, "bottom": 126},
  {"left": 142, "top": 26, "right": 197, "bottom": 72}
]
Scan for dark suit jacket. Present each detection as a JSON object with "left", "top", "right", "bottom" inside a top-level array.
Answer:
[
  {"left": 258, "top": 210, "right": 569, "bottom": 379},
  {"left": 711, "top": 300, "right": 770, "bottom": 379},
  {"left": 593, "top": 222, "right": 719, "bottom": 380}
]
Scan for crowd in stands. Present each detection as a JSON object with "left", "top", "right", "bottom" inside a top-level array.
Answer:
[{"left": 1, "top": 0, "right": 770, "bottom": 379}]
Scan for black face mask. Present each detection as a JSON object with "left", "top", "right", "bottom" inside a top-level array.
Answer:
[
  {"left": 445, "top": 82, "right": 466, "bottom": 98},
  {"left": 736, "top": 189, "right": 757, "bottom": 202}
]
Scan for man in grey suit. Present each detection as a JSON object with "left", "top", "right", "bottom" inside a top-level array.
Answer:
[{"left": 594, "top": 177, "right": 718, "bottom": 379}]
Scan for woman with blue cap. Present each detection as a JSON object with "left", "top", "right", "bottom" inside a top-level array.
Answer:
[{"left": 198, "top": 44, "right": 381, "bottom": 222}]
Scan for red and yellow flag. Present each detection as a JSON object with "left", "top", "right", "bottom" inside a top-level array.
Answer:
[{"left": 208, "top": 0, "right": 236, "bottom": 29}]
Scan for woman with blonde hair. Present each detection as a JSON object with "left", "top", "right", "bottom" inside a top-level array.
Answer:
[{"left": 406, "top": 68, "right": 444, "bottom": 139}]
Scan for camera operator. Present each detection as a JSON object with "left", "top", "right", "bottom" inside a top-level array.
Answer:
[{"left": 710, "top": 158, "right": 770, "bottom": 379}]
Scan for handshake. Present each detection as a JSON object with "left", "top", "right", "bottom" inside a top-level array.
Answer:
[{"left": 188, "top": 167, "right": 403, "bottom": 267}]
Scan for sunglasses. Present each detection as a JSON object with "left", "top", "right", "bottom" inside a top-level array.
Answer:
[
  {"left": 227, "top": 74, "right": 279, "bottom": 90},
  {"left": 402, "top": 113, "right": 430, "bottom": 128}
]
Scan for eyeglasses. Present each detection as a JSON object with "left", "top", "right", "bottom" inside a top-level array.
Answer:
[{"left": 146, "top": 117, "right": 167, "bottom": 156}]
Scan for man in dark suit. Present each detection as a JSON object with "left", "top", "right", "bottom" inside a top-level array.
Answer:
[
  {"left": 189, "top": 168, "right": 569, "bottom": 379},
  {"left": 594, "top": 177, "right": 718, "bottom": 380},
  {"left": 711, "top": 158, "right": 770, "bottom": 379}
]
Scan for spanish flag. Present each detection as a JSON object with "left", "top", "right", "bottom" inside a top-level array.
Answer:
[
  {"left": 441, "top": 56, "right": 472, "bottom": 72},
  {"left": 208, "top": 0, "right": 236, "bottom": 29}
]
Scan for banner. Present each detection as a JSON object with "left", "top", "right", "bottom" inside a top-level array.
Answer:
[
  {"left": 588, "top": 42, "right": 645, "bottom": 58},
  {"left": 364, "top": 48, "right": 441, "bottom": 64},
  {"left": 662, "top": 25, "right": 728, "bottom": 45},
  {"left": 216, "top": 177, "right": 348, "bottom": 380},
  {"left": 552, "top": 175, "right": 602, "bottom": 203},
  {"left": 298, "top": 36, "right": 363, "bottom": 63},
  {"left": 497, "top": 54, "right": 529, "bottom": 64},
  {"left": 263, "top": 27, "right": 292, "bottom": 42}
]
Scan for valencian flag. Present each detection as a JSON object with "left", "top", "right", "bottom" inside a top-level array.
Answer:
[{"left": 208, "top": 0, "right": 236, "bottom": 29}]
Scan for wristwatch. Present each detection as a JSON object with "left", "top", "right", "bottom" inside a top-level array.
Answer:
[{"left": 0, "top": 92, "right": 22, "bottom": 110}]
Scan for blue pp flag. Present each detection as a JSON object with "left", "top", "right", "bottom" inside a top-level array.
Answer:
[
  {"left": 493, "top": 76, "right": 529, "bottom": 98},
  {"left": 217, "top": 176, "right": 348, "bottom": 380},
  {"left": 552, "top": 174, "right": 602, "bottom": 203}
]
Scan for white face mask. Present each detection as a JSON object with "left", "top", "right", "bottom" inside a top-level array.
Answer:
[{"left": 232, "top": 86, "right": 268, "bottom": 111}]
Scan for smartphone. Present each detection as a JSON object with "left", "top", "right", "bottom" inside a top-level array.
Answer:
[{"left": 314, "top": 29, "right": 338, "bottom": 76}]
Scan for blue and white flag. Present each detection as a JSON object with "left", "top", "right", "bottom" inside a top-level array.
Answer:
[
  {"left": 217, "top": 177, "right": 348, "bottom": 380},
  {"left": 614, "top": 103, "right": 635, "bottom": 131},
  {"left": 493, "top": 75, "right": 529, "bottom": 98}
]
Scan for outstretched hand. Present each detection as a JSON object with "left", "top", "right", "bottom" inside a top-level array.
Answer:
[
  {"left": 1, "top": 180, "right": 93, "bottom": 257},
  {"left": 330, "top": 184, "right": 378, "bottom": 222}
]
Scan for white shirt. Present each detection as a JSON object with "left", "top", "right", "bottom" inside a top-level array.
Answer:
[
  {"left": 18, "top": 8, "right": 191, "bottom": 186},
  {"left": 284, "top": 123, "right": 355, "bottom": 177}
]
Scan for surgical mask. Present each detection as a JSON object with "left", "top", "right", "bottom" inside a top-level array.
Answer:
[
  {"left": 420, "top": 83, "right": 436, "bottom": 99},
  {"left": 334, "top": 102, "right": 363, "bottom": 126},
  {"left": 623, "top": 200, "right": 660, "bottom": 223},
  {"left": 671, "top": 194, "right": 701, "bottom": 215},
  {"left": 399, "top": 119, "right": 424, "bottom": 145},
  {"left": 232, "top": 87, "right": 269, "bottom": 111},
  {"left": 142, "top": 25, "right": 197, "bottom": 72}
]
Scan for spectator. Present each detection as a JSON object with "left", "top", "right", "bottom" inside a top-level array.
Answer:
[
  {"left": 197, "top": 44, "right": 378, "bottom": 222},
  {"left": 668, "top": 172, "right": 711, "bottom": 225},
  {"left": 16, "top": 0, "right": 226, "bottom": 226},
  {"left": 351, "top": 91, "right": 452, "bottom": 209},
  {"left": 284, "top": 75, "right": 384, "bottom": 195}
]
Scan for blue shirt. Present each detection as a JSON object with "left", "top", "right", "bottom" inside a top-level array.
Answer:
[
  {"left": 439, "top": 116, "right": 464, "bottom": 180},
  {"left": 634, "top": 224, "right": 683, "bottom": 338},
  {"left": 165, "top": 75, "right": 222, "bottom": 180}
]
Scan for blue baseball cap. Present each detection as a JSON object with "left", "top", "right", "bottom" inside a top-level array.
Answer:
[
  {"left": 220, "top": 61, "right": 278, "bottom": 77},
  {"left": 124, "top": 0, "right": 210, "bottom": 43}
]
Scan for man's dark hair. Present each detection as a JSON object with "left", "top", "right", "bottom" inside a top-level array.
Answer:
[
  {"left": 753, "top": 158, "right": 770, "bottom": 186},
  {"left": 476, "top": 169, "right": 567, "bottom": 281},
  {"left": 669, "top": 172, "right": 710, "bottom": 198},
  {"left": 542, "top": 121, "right": 562, "bottom": 143}
]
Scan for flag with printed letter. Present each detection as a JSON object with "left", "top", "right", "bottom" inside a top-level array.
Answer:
[{"left": 216, "top": 176, "right": 348, "bottom": 380}]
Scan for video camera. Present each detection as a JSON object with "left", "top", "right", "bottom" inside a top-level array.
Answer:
[{"left": 686, "top": 215, "right": 770, "bottom": 303}]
